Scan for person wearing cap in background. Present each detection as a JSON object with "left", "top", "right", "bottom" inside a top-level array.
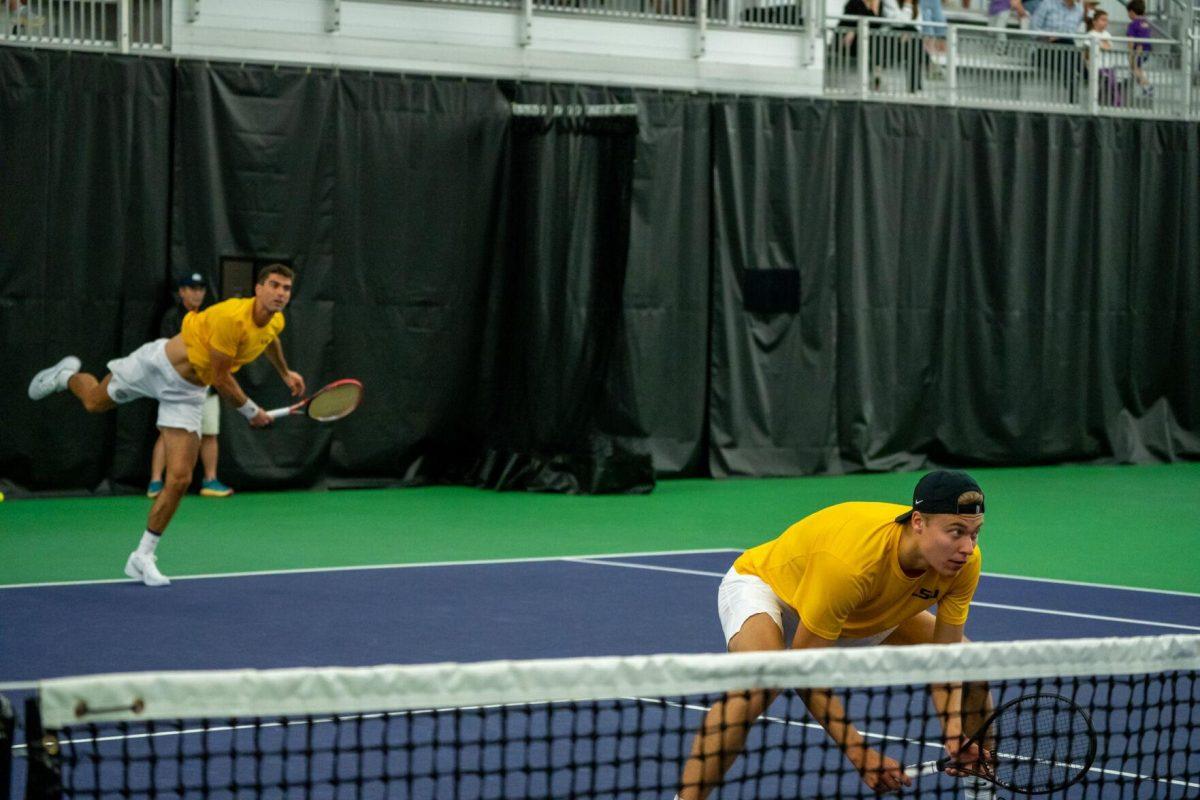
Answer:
[
  {"left": 147, "top": 273, "right": 233, "bottom": 499},
  {"left": 677, "top": 470, "right": 994, "bottom": 800},
  {"left": 27, "top": 264, "right": 302, "bottom": 586}
]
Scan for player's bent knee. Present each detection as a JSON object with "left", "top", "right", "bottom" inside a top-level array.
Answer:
[
  {"left": 163, "top": 474, "right": 191, "bottom": 495},
  {"left": 82, "top": 390, "right": 110, "bottom": 413}
]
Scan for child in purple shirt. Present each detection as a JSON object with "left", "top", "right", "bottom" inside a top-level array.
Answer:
[
  {"left": 987, "top": 0, "right": 1028, "bottom": 29},
  {"left": 1125, "top": 0, "right": 1153, "bottom": 95}
]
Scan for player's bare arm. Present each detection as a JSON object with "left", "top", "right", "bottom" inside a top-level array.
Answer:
[
  {"left": 928, "top": 620, "right": 990, "bottom": 774},
  {"left": 263, "top": 337, "right": 305, "bottom": 397},
  {"left": 207, "top": 347, "right": 273, "bottom": 428},
  {"left": 792, "top": 623, "right": 912, "bottom": 793}
]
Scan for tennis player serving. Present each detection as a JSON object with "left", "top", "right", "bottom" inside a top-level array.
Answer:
[
  {"left": 678, "top": 470, "right": 995, "bottom": 800},
  {"left": 27, "top": 264, "right": 303, "bottom": 587}
]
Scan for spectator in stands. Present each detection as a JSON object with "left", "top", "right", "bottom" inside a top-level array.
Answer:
[
  {"left": 919, "top": 0, "right": 949, "bottom": 55},
  {"left": 146, "top": 273, "right": 234, "bottom": 500},
  {"left": 4, "top": 0, "right": 43, "bottom": 33},
  {"left": 1031, "top": 0, "right": 1083, "bottom": 36},
  {"left": 840, "top": 0, "right": 886, "bottom": 88},
  {"left": 987, "top": 0, "right": 1028, "bottom": 52},
  {"left": 1031, "top": 0, "right": 1084, "bottom": 101},
  {"left": 1125, "top": 0, "right": 1153, "bottom": 97},
  {"left": 882, "top": 0, "right": 916, "bottom": 21},
  {"left": 881, "top": 0, "right": 927, "bottom": 91},
  {"left": 1081, "top": 9, "right": 1120, "bottom": 104},
  {"left": 1020, "top": 0, "right": 1043, "bottom": 27},
  {"left": 987, "top": 0, "right": 1028, "bottom": 32}
]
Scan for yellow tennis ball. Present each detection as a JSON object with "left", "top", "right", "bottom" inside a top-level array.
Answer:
[{"left": 0, "top": 491, "right": 5, "bottom": 502}]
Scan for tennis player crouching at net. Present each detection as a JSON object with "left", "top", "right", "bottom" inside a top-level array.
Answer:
[
  {"left": 27, "top": 264, "right": 304, "bottom": 587},
  {"left": 678, "top": 470, "right": 995, "bottom": 800}
]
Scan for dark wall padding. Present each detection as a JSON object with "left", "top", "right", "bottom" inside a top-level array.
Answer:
[
  {"left": 0, "top": 49, "right": 1195, "bottom": 494},
  {"left": 171, "top": 65, "right": 515, "bottom": 490},
  {"left": 0, "top": 50, "right": 171, "bottom": 491},
  {"left": 709, "top": 101, "right": 1198, "bottom": 475}
]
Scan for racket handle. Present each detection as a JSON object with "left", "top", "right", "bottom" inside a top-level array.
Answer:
[
  {"left": 903, "top": 760, "right": 945, "bottom": 779},
  {"left": 265, "top": 406, "right": 291, "bottom": 420}
]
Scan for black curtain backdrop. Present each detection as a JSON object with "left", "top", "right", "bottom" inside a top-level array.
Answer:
[
  {"left": 461, "top": 84, "right": 651, "bottom": 493},
  {"left": 0, "top": 50, "right": 171, "bottom": 492},
  {"left": 709, "top": 101, "right": 1199, "bottom": 475},
  {"left": 0, "top": 49, "right": 1196, "bottom": 495}
]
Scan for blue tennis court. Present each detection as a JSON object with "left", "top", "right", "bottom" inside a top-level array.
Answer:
[
  {"left": 4, "top": 550, "right": 1199, "bottom": 798},
  {"left": 4, "top": 550, "right": 1199, "bottom": 679}
]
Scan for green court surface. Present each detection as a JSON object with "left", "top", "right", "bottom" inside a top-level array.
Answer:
[{"left": 2, "top": 463, "right": 1198, "bottom": 592}]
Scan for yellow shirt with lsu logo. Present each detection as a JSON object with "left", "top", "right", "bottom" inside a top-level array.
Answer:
[
  {"left": 180, "top": 298, "right": 286, "bottom": 386},
  {"left": 732, "top": 502, "right": 982, "bottom": 641}
]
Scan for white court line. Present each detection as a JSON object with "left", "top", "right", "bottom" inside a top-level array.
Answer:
[
  {"left": 566, "top": 558, "right": 1200, "bottom": 632},
  {"left": 3, "top": 548, "right": 1198, "bottom": 598},
  {"left": 0, "top": 548, "right": 740, "bottom": 590},
  {"left": 985, "top": 571, "right": 1200, "bottom": 599},
  {"left": 0, "top": 681, "right": 35, "bottom": 691}
]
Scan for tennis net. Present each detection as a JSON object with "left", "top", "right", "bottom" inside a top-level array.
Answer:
[{"left": 11, "top": 634, "right": 1200, "bottom": 799}]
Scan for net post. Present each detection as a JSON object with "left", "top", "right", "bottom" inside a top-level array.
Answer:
[
  {"left": 23, "top": 698, "right": 63, "bottom": 800},
  {"left": 0, "top": 695, "right": 13, "bottom": 800}
]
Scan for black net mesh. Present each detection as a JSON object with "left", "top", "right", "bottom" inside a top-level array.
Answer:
[{"left": 30, "top": 668, "right": 1200, "bottom": 799}]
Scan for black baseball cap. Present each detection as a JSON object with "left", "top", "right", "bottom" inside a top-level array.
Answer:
[
  {"left": 895, "top": 470, "right": 985, "bottom": 523},
  {"left": 178, "top": 272, "right": 206, "bottom": 288}
]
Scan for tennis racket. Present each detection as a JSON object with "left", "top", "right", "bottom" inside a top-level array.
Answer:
[
  {"left": 904, "top": 692, "right": 1097, "bottom": 795},
  {"left": 265, "top": 379, "right": 363, "bottom": 422}
]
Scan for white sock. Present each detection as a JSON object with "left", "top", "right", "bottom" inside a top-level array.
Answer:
[
  {"left": 962, "top": 778, "right": 996, "bottom": 800},
  {"left": 137, "top": 530, "right": 161, "bottom": 556}
]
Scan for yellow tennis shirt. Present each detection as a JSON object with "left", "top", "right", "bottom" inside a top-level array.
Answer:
[
  {"left": 180, "top": 298, "right": 286, "bottom": 386},
  {"left": 732, "top": 502, "right": 982, "bottom": 640}
]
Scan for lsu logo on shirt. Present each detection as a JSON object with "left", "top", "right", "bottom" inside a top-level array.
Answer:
[{"left": 912, "top": 587, "right": 940, "bottom": 601}]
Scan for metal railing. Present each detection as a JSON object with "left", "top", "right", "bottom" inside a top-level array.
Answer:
[
  {"left": 419, "top": 0, "right": 809, "bottom": 25},
  {"left": 826, "top": 15, "right": 1197, "bottom": 117},
  {"left": 0, "top": 0, "right": 168, "bottom": 51},
  {"left": 0, "top": 0, "right": 1193, "bottom": 119}
]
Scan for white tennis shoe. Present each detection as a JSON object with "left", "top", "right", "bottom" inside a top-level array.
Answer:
[
  {"left": 125, "top": 551, "right": 171, "bottom": 587},
  {"left": 27, "top": 356, "right": 81, "bottom": 400}
]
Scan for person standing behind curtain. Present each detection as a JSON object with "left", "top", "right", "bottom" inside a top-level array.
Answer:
[{"left": 147, "top": 273, "right": 234, "bottom": 499}]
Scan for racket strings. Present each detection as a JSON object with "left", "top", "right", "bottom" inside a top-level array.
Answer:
[
  {"left": 988, "top": 695, "right": 1094, "bottom": 792},
  {"left": 307, "top": 384, "right": 362, "bottom": 421}
]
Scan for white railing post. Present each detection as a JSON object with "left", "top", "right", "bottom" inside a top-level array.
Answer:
[
  {"left": 696, "top": 0, "right": 708, "bottom": 56},
  {"left": 1086, "top": 36, "right": 1099, "bottom": 114},
  {"left": 804, "top": 0, "right": 819, "bottom": 65},
  {"left": 118, "top": 0, "right": 131, "bottom": 52},
  {"left": 947, "top": 24, "right": 958, "bottom": 104},
  {"left": 858, "top": 18, "right": 870, "bottom": 95},
  {"left": 520, "top": 0, "right": 533, "bottom": 45},
  {"left": 1186, "top": 34, "right": 1196, "bottom": 118}
]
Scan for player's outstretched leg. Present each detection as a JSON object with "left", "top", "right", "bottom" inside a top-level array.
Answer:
[
  {"left": 125, "top": 427, "right": 200, "bottom": 587},
  {"left": 27, "top": 356, "right": 81, "bottom": 400}
]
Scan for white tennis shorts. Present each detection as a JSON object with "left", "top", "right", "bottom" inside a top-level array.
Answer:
[
  {"left": 201, "top": 391, "right": 220, "bottom": 436},
  {"left": 106, "top": 339, "right": 208, "bottom": 435},
  {"left": 717, "top": 566, "right": 895, "bottom": 648}
]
